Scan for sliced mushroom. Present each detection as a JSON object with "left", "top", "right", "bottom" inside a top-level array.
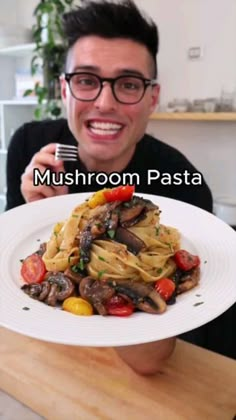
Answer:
[
  {"left": 109, "top": 279, "right": 166, "bottom": 314},
  {"left": 79, "top": 276, "right": 115, "bottom": 315},
  {"left": 137, "top": 290, "right": 166, "bottom": 314},
  {"left": 119, "top": 203, "right": 146, "bottom": 227},
  {"left": 176, "top": 267, "right": 200, "bottom": 294},
  {"left": 47, "top": 272, "right": 75, "bottom": 301},
  {"left": 115, "top": 226, "right": 145, "bottom": 255},
  {"left": 38, "top": 281, "right": 51, "bottom": 301},
  {"left": 21, "top": 283, "right": 42, "bottom": 299},
  {"left": 80, "top": 226, "right": 93, "bottom": 264},
  {"left": 64, "top": 267, "right": 84, "bottom": 285},
  {"left": 46, "top": 283, "right": 58, "bottom": 306}
]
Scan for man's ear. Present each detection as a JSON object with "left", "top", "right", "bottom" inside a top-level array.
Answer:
[
  {"left": 150, "top": 83, "right": 160, "bottom": 113},
  {"left": 60, "top": 75, "right": 67, "bottom": 106}
]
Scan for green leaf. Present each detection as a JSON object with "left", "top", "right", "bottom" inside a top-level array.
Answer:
[
  {"left": 98, "top": 256, "right": 106, "bottom": 262},
  {"left": 23, "top": 89, "right": 33, "bottom": 97},
  {"left": 98, "top": 270, "right": 106, "bottom": 280},
  {"left": 107, "top": 230, "right": 115, "bottom": 239},
  {"left": 34, "top": 107, "right": 42, "bottom": 120}
]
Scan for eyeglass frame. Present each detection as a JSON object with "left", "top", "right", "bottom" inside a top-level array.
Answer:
[{"left": 63, "top": 71, "right": 158, "bottom": 105}]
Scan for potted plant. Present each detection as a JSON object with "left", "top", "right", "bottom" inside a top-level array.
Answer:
[{"left": 24, "top": 0, "right": 75, "bottom": 119}]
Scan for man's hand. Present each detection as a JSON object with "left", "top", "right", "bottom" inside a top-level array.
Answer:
[
  {"left": 21, "top": 143, "right": 69, "bottom": 203},
  {"left": 115, "top": 338, "right": 176, "bottom": 376}
]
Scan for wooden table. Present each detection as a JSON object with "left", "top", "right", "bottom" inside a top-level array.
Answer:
[{"left": 0, "top": 327, "right": 235, "bottom": 420}]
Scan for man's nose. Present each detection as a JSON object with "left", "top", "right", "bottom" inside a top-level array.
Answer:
[{"left": 94, "top": 82, "right": 118, "bottom": 111}]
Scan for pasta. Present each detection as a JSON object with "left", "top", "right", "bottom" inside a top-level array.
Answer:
[{"left": 21, "top": 187, "right": 201, "bottom": 316}]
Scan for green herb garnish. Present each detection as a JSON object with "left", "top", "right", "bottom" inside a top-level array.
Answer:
[
  {"left": 156, "top": 268, "right": 163, "bottom": 275},
  {"left": 98, "top": 256, "right": 106, "bottom": 262},
  {"left": 155, "top": 227, "right": 160, "bottom": 236},
  {"left": 107, "top": 229, "right": 115, "bottom": 239},
  {"left": 98, "top": 270, "right": 106, "bottom": 279},
  {"left": 193, "top": 302, "right": 204, "bottom": 307}
]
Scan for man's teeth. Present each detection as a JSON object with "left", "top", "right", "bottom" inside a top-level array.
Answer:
[{"left": 88, "top": 121, "right": 123, "bottom": 135}]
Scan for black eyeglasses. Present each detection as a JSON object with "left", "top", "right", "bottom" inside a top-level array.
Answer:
[{"left": 64, "top": 72, "right": 157, "bottom": 104}]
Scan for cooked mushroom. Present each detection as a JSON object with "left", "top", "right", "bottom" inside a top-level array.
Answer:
[
  {"left": 21, "top": 283, "right": 42, "bottom": 299},
  {"left": 22, "top": 273, "right": 75, "bottom": 307},
  {"left": 108, "top": 279, "right": 166, "bottom": 314},
  {"left": 64, "top": 267, "right": 84, "bottom": 285},
  {"left": 47, "top": 272, "right": 75, "bottom": 301},
  {"left": 80, "top": 226, "right": 93, "bottom": 264},
  {"left": 46, "top": 283, "right": 58, "bottom": 306},
  {"left": 176, "top": 267, "right": 200, "bottom": 294},
  {"left": 119, "top": 203, "right": 146, "bottom": 227},
  {"left": 115, "top": 226, "right": 145, "bottom": 255},
  {"left": 79, "top": 276, "right": 115, "bottom": 315},
  {"left": 137, "top": 290, "right": 166, "bottom": 314},
  {"left": 38, "top": 281, "right": 51, "bottom": 301}
]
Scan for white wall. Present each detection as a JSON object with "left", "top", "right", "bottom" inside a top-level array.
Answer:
[
  {"left": 137, "top": 0, "right": 236, "bottom": 105},
  {"left": 135, "top": 0, "right": 236, "bottom": 202}
]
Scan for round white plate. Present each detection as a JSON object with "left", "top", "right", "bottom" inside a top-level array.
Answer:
[{"left": 1, "top": 193, "right": 236, "bottom": 347}]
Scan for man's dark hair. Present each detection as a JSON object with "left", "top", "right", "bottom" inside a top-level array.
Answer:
[{"left": 62, "top": 0, "right": 158, "bottom": 77}]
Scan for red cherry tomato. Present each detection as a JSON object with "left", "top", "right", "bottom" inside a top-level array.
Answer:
[
  {"left": 21, "top": 253, "right": 46, "bottom": 284},
  {"left": 104, "top": 185, "right": 135, "bottom": 202},
  {"left": 154, "top": 278, "right": 176, "bottom": 301},
  {"left": 106, "top": 295, "right": 134, "bottom": 317},
  {"left": 174, "top": 249, "right": 200, "bottom": 271}
]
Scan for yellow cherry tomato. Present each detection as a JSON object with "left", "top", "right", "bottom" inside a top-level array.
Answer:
[
  {"left": 87, "top": 189, "right": 110, "bottom": 208},
  {"left": 62, "top": 297, "right": 93, "bottom": 316}
]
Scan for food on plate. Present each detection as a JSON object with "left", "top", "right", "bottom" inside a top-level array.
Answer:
[{"left": 20, "top": 186, "right": 201, "bottom": 316}]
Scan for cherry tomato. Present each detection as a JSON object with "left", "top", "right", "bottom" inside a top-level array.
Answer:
[
  {"left": 154, "top": 278, "right": 176, "bottom": 301},
  {"left": 103, "top": 185, "right": 135, "bottom": 202},
  {"left": 174, "top": 249, "right": 200, "bottom": 271},
  {"left": 106, "top": 295, "right": 134, "bottom": 317},
  {"left": 21, "top": 253, "right": 46, "bottom": 284}
]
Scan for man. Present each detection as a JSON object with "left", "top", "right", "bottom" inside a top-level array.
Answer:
[{"left": 6, "top": 0, "right": 235, "bottom": 374}]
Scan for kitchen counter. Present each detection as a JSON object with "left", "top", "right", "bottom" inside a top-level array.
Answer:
[{"left": 0, "top": 327, "right": 235, "bottom": 420}]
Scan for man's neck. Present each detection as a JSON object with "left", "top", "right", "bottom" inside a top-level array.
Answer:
[{"left": 78, "top": 146, "right": 136, "bottom": 174}]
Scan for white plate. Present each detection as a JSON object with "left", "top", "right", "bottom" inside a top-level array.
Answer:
[{"left": 1, "top": 193, "right": 236, "bottom": 347}]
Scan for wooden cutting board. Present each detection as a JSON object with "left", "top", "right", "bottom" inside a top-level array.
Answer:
[{"left": 0, "top": 327, "right": 235, "bottom": 420}]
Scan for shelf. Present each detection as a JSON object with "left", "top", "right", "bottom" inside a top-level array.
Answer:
[
  {"left": 0, "top": 43, "right": 35, "bottom": 57},
  {"left": 0, "top": 99, "right": 37, "bottom": 105},
  {"left": 150, "top": 112, "right": 236, "bottom": 121}
]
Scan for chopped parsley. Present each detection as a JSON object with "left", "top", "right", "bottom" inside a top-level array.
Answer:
[
  {"left": 71, "top": 259, "right": 85, "bottom": 273},
  {"left": 156, "top": 268, "right": 163, "bottom": 275},
  {"left": 107, "top": 229, "right": 115, "bottom": 239},
  {"left": 155, "top": 227, "right": 160, "bottom": 236},
  {"left": 95, "top": 222, "right": 102, "bottom": 229},
  {"left": 165, "top": 242, "right": 173, "bottom": 252},
  {"left": 98, "top": 270, "right": 106, "bottom": 279},
  {"left": 98, "top": 256, "right": 106, "bottom": 262}
]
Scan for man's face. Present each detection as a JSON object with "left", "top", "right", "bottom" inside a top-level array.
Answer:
[{"left": 61, "top": 36, "right": 159, "bottom": 165}]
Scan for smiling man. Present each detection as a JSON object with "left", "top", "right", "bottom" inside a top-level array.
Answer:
[
  {"left": 7, "top": 1, "right": 234, "bottom": 374},
  {"left": 60, "top": 34, "right": 159, "bottom": 174}
]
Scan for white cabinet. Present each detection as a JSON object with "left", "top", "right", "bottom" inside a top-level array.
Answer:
[{"left": 0, "top": 43, "right": 37, "bottom": 212}]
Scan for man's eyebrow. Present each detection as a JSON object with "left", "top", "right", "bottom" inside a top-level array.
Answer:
[{"left": 72, "top": 65, "right": 146, "bottom": 77}]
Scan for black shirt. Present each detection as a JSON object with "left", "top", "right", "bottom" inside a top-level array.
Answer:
[{"left": 6, "top": 118, "right": 235, "bottom": 359}]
